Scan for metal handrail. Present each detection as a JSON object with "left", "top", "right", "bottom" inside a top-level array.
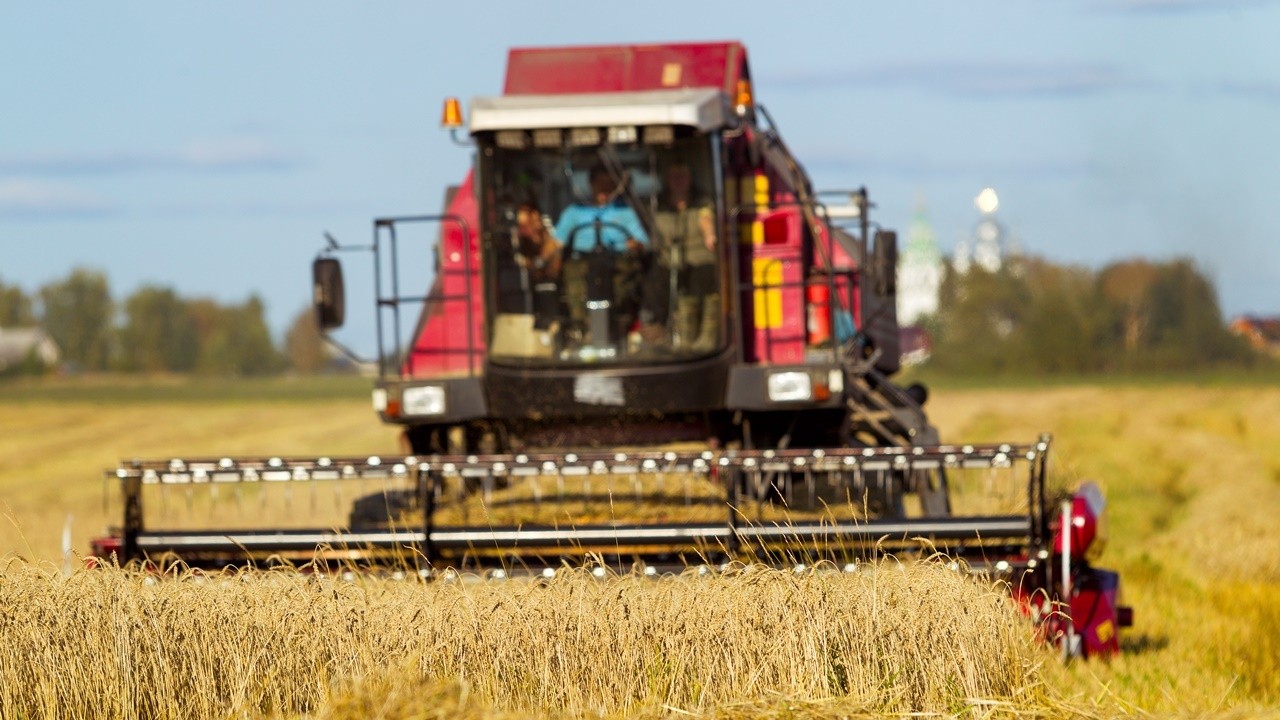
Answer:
[
  {"left": 373, "top": 214, "right": 480, "bottom": 379},
  {"left": 728, "top": 199, "right": 861, "bottom": 364}
]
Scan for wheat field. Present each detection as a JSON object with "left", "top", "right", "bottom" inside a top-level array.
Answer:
[
  {"left": 1, "top": 375, "right": 1278, "bottom": 718},
  {"left": 0, "top": 560, "right": 1053, "bottom": 719}
]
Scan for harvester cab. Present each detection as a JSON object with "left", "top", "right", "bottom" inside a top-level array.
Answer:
[
  {"left": 92, "top": 42, "right": 1131, "bottom": 659},
  {"left": 315, "top": 42, "right": 916, "bottom": 459}
]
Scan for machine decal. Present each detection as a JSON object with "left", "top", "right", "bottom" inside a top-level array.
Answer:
[{"left": 574, "top": 374, "right": 625, "bottom": 406}]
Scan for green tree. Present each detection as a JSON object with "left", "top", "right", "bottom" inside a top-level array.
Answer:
[
  {"left": 284, "top": 305, "right": 326, "bottom": 373},
  {"left": 38, "top": 268, "right": 113, "bottom": 371},
  {"left": 190, "top": 301, "right": 234, "bottom": 374},
  {"left": 0, "top": 280, "right": 35, "bottom": 327},
  {"left": 193, "top": 295, "right": 282, "bottom": 376},
  {"left": 229, "top": 295, "right": 281, "bottom": 375},
  {"left": 930, "top": 264, "right": 1033, "bottom": 374},
  {"left": 118, "top": 285, "right": 198, "bottom": 372},
  {"left": 1143, "top": 259, "right": 1253, "bottom": 369},
  {"left": 929, "top": 256, "right": 1256, "bottom": 375},
  {"left": 1097, "top": 260, "right": 1159, "bottom": 364},
  {"left": 1013, "top": 260, "right": 1114, "bottom": 373}
]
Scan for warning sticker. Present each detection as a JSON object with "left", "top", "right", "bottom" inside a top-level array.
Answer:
[
  {"left": 1094, "top": 619, "right": 1114, "bottom": 644},
  {"left": 574, "top": 374, "right": 625, "bottom": 406}
]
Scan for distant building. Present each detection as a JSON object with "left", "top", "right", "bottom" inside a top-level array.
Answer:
[
  {"left": 953, "top": 187, "right": 1011, "bottom": 275},
  {"left": 899, "top": 325, "right": 933, "bottom": 366},
  {"left": 1229, "top": 315, "right": 1280, "bottom": 356},
  {"left": 897, "top": 199, "right": 944, "bottom": 326},
  {"left": 0, "top": 327, "right": 60, "bottom": 372}
]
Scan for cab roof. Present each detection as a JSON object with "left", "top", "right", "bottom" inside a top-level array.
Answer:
[{"left": 469, "top": 88, "right": 729, "bottom": 133}]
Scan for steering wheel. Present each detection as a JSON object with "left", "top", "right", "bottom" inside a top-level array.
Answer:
[{"left": 563, "top": 219, "right": 643, "bottom": 259}]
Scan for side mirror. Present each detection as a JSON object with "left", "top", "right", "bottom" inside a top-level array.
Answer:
[
  {"left": 312, "top": 257, "right": 345, "bottom": 331},
  {"left": 873, "top": 230, "right": 898, "bottom": 296}
]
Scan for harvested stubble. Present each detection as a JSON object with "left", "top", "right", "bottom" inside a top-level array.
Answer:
[{"left": 0, "top": 560, "right": 1054, "bottom": 720}]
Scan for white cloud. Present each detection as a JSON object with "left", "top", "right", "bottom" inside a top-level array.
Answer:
[
  {"left": 177, "top": 137, "right": 295, "bottom": 169},
  {"left": 0, "top": 136, "right": 299, "bottom": 177},
  {"left": 0, "top": 180, "right": 110, "bottom": 218}
]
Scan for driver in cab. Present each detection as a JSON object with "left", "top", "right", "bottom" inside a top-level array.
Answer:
[
  {"left": 555, "top": 163, "right": 658, "bottom": 347},
  {"left": 554, "top": 162, "right": 647, "bottom": 254}
]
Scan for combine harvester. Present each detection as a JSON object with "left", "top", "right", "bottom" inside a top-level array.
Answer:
[{"left": 91, "top": 42, "right": 1130, "bottom": 657}]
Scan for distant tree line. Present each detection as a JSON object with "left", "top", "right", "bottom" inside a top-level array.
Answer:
[
  {"left": 5, "top": 257, "right": 1259, "bottom": 379},
  {"left": 923, "top": 256, "right": 1262, "bottom": 375},
  {"left": 0, "top": 268, "right": 328, "bottom": 376}
]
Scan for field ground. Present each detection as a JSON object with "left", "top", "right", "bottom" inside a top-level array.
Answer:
[{"left": 2, "top": 373, "right": 1279, "bottom": 717}]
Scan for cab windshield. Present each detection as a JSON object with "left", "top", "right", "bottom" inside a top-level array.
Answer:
[{"left": 478, "top": 130, "right": 722, "bottom": 365}]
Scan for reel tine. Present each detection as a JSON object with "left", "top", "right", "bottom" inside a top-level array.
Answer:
[{"left": 457, "top": 475, "right": 471, "bottom": 524}]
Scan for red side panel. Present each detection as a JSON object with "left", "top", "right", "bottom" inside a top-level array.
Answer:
[
  {"left": 402, "top": 172, "right": 484, "bottom": 378},
  {"left": 1069, "top": 569, "right": 1124, "bottom": 657},
  {"left": 504, "top": 42, "right": 746, "bottom": 96},
  {"left": 743, "top": 203, "right": 865, "bottom": 363},
  {"left": 745, "top": 204, "right": 806, "bottom": 364}
]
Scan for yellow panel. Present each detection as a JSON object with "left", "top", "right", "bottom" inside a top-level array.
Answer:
[
  {"left": 753, "top": 173, "right": 770, "bottom": 206},
  {"left": 753, "top": 258, "right": 784, "bottom": 329},
  {"left": 738, "top": 221, "right": 763, "bottom": 246},
  {"left": 735, "top": 174, "right": 770, "bottom": 246},
  {"left": 661, "top": 62, "right": 682, "bottom": 87}
]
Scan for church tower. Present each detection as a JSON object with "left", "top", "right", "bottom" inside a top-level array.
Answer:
[
  {"left": 969, "top": 187, "right": 1007, "bottom": 273},
  {"left": 897, "top": 198, "right": 944, "bottom": 326}
]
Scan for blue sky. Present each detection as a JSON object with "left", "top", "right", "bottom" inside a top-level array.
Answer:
[{"left": 3, "top": 1, "right": 1278, "bottom": 354}]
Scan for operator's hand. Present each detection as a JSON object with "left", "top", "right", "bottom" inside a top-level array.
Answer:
[
  {"left": 626, "top": 237, "right": 645, "bottom": 255},
  {"left": 698, "top": 208, "right": 716, "bottom": 252}
]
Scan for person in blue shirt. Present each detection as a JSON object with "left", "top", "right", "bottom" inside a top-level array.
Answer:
[
  {"left": 554, "top": 164, "right": 648, "bottom": 253},
  {"left": 556, "top": 163, "right": 668, "bottom": 350}
]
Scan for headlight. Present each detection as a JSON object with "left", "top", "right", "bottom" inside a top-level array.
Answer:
[
  {"left": 767, "top": 371, "right": 812, "bottom": 402},
  {"left": 371, "top": 388, "right": 388, "bottom": 412},
  {"left": 402, "top": 385, "right": 446, "bottom": 416}
]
